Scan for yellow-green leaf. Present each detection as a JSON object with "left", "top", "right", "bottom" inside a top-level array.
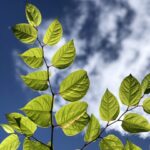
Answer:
[
  {"left": 43, "top": 19, "right": 63, "bottom": 46},
  {"left": 122, "top": 113, "right": 150, "bottom": 133},
  {"left": 21, "top": 71, "right": 49, "bottom": 91},
  {"left": 0, "top": 134, "right": 20, "bottom": 150},
  {"left": 84, "top": 114, "right": 100, "bottom": 142},
  {"left": 124, "top": 140, "right": 142, "bottom": 150},
  {"left": 100, "top": 89, "right": 120, "bottom": 121},
  {"left": 52, "top": 40, "right": 76, "bottom": 69},
  {"left": 141, "top": 73, "right": 150, "bottom": 94},
  {"left": 99, "top": 134, "right": 124, "bottom": 150},
  {"left": 143, "top": 97, "right": 150, "bottom": 114},
  {"left": 119, "top": 74, "right": 142, "bottom": 106},
  {"left": 20, "top": 47, "right": 43, "bottom": 69},
  {"left": 59, "top": 69, "right": 90, "bottom": 101},
  {"left": 26, "top": 3, "right": 42, "bottom": 27},
  {"left": 12, "top": 23, "right": 37, "bottom": 44},
  {"left": 55, "top": 101, "right": 89, "bottom": 136},
  {"left": 21, "top": 94, "right": 52, "bottom": 127},
  {"left": 0, "top": 124, "right": 14, "bottom": 134}
]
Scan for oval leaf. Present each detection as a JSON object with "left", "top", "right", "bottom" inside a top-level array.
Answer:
[
  {"left": 26, "top": 3, "right": 42, "bottom": 27},
  {"left": 119, "top": 74, "right": 142, "bottom": 106},
  {"left": 143, "top": 97, "right": 150, "bottom": 114},
  {"left": 100, "top": 89, "right": 120, "bottom": 121},
  {"left": 59, "top": 69, "right": 90, "bottom": 101},
  {"left": 124, "top": 140, "right": 142, "bottom": 150},
  {"left": 21, "top": 94, "right": 52, "bottom": 127},
  {"left": 23, "top": 138, "right": 49, "bottom": 150},
  {"left": 141, "top": 73, "right": 150, "bottom": 94},
  {"left": 21, "top": 71, "right": 49, "bottom": 91},
  {"left": 12, "top": 23, "right": 37, "bottom": 44},
  {"left": 52, "top": 40, "right": 76, "bottom": 69},
  {"left": 0, "top": 134, "right": 20, "bottom": 150},
  {"left": 43, "top": 19, "right": 63, "bottom": 46},
  {"left": 55, "top": 101, "right": 89, "bottom": 136},
  {"left": 122, "top": 113, "right": 150, "bottom": 133},
  {"left": 99, "top": 134, "right": 124, "bottom": 150},
  {"left": 0, "top": 124, "right": 14, "bottom": 134},
  {"left": 20, "top": 47, "right": 43, "bottom": 69},
  {"left": 84, "top": 114, "right": 100, "bottom": 142}
]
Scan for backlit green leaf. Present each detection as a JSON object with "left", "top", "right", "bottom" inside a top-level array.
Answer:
[
  {"left": 99, "top": 134, "right": 124, "bottom": 150},
  {"left": 119, "top": 74, "right": 142, "bottom": 106},
  {"left": 12, "top": 23, "right": 37, "bottom": 44},
  {"left": 124, "top": 140, "right": 141, "bottom": 150},
  {"left": 43, "top": 19, "right": 63, "bottom": 46},
  {"left": 84, "top": 114, "right": 100, "bottom": 142},
  {"left": 21, "top": 94, "right": 52, "bottom": 127},
  {"left": 60, "top": 69, "right": 90, "bottom": 101},
  {"left": 141, "top": 73, "right": 150, "bottom": 94},
  {"left": 122, "top": 113, "right": 150, "bottom": 133},
  {"left": 26, "top": 3, "right": 42, "bottom": 27},
  {"left": 23, "top": 138, "right": 50, "bottom": 150},
  {"left": 21, "top": 71, "right": 49, "bottom": 91},
  {"left": 55, "top": 101, "right": 89, "bottom": 136},
  {"left": 0, "top": 124, "right": 14, "bottom": 134},
  {"left": 143, "top": 97, "right": 150, "bottom": 114},
  {"left": 52, "top": 40, "right": 76, "bottom": 69},
  {"left": 0, "top": 134, "right": 20, "bottom": 150},
  {"left": 20, "top": 47, "right": 43, "bottom": 69},
  {"left": 100, "top": 89, "right": 120, "bottom": 121}
]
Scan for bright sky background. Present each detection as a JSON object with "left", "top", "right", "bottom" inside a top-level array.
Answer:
[{"left": 0, "top": 0, "right": 150, "bottom": 149}]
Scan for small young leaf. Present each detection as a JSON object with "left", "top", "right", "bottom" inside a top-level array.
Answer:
[
  {"left": 23, "top": 138, "right": 50, "bottom": 150},
  {"left": 59, "top": 69, "right": 90, "bottom": 101},
  {"left": 20, "top": 47, "right": 43, "bottom": 69},
  {"left": 21, "top": 94, "right": 52, "bottom": 127},
  {"left": 100, "top": 89, "right": 120, "bottom": 121},
  {"left": 21, "top": 71, "right": 49, "bottom": 91},
  {"left": 122, "top": 113, "right": 150, "bottom": 133},
  {"left": 119, "top": 74, "right": 142, "bottom": 106},
  {"left": 12, "top": 23, "right": 37, "bottom": 44},
  {"left": 99, "top": 134, "right": 124, "bottom": 150},
  {"left": 0, "top": 134, "right": 20, "bottom": 150},
  {"left": 52, "top": 40, "right": 76, "bottom": 69},
  {"left": 43, "top": 19, "right": 63, "bottom": 46},
  {"left": 84, "top": 114, "right": 100, "bottom": 142},
  {"left": 124, "top": 140, "right": 142, "bottom": 150},
  {"left": 26, "top": 3, "right": 42, "bottom": 27},
  {"left": 143, "top": 98, "right": 150, "bottom": 114},
  {"left": 55, "top": 101, "right": 89, "bottom": 136},
  {"left": 0, "top": 124, "right": 14, "bottom": 134},
  {"left": 141, "top": 73, "right": 150, "bottom": 94}
]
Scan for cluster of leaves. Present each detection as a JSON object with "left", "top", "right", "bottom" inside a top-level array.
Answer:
[{"left": 1, "top": 2, "right": 150, "bottom": 150}]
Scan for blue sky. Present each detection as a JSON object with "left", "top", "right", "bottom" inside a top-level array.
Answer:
[{"left": 1, "top": 0, "right": 150, "bottom": 149}]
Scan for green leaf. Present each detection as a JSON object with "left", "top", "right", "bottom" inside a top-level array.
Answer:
[
  {"left": 12, "top": 23, "right": 37, "bottom": 44},
  {"left": 124, "top": 140, "right": 142, "bottom": 150},
  {"left": 122, "top": 113, "right": 150, "bottom": 133},
  {"left": 6, "top": 113, "right": 37, "bottom": 136},
  {"left": 99, "top": 134, "right": 124, "bottom": 150},
  {"left": 52, "top": 40, "right": 76, "bottom": 69},
  {"left": 21, "top": 94, "right": 52, "bottom": 127},
  {"left": 55, "top": 101, "right": 89, "bottom": 136},
  {"left": 119, "top": 74, "right": 142, "bottom": 106},
  {"left": 0, "top": 124, "right": 14, "bottom": 134},
  {"left": 84, "top": 114, "right": 100, "bottom": 142},
  {"left": 141, "top": 73, "right": 150, "bottom": 94},
  {"left": 26, "top": 3, "right": 42, "bottom": 27},
  {"left": 100, "top": 89, "right": 120, "bottom": 121},
  {"left": 43, "top": 19, "right": 63, "bottom": 46},
  {"left": 20, "top": 47, "right": 43, "bottom": 69},
  {"left": 21, "top": 71, "right": 49, "bottom": 91},
  {"left": 59, "top": 69, "right": 90, "bottom": 101},
  {"left": 0, "top": 134, "right": 20, "bottom": 150},
  {"left": 143, "top": 97, "right": 150, "bottom": 114},
  {"left": 23, "top": 138, "right": 49, "bottom": 150}
]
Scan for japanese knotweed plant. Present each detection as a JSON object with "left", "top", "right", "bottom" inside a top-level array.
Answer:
[{"left": 1, "top": 1, "right": 150, "bottom": 150}]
